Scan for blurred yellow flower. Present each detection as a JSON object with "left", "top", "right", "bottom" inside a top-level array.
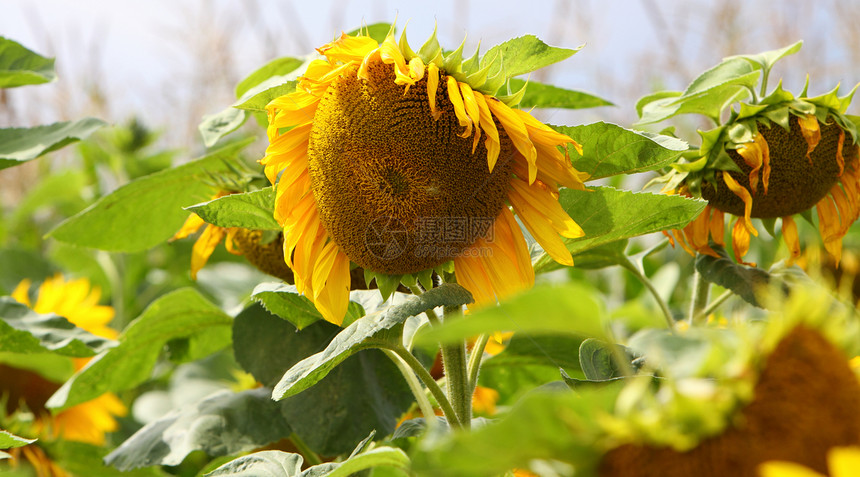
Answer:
[{"left": 759, "top": 446, "right": 860, "bottom": 477}]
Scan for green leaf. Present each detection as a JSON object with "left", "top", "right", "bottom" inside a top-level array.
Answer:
[
  {"left": 0, "top": 297, "right": 116, "bottom": 356},
  {"left": 0, "top": 118, "right": 106, "bottom": 170},
  {"left": 233, "top": 77, "right": 298, "bottom": 112},
  {"left": 46, "top": 288, "right": 232, "bottom": 410},
  {"left": 511, "top": 79, "right": 612, "bottom": 110},
  {"left": 481, "top": 35, "right": 580, "bottom": 81},
  {"left": 236, "top": 57, "right": 305, "bottom": 98},
  {"left": 232, "top": 304, "right": 415, "bottom": 455},
  {"left": 206, "top": 451, "right": 304, "bottom": 476},
  {"left": 250, "top": 283, "right": 367, "bottom": 331},
  {"left": 0, "top": 37, "right": 56, "bottom": 88},
  {"left": 0, "top": 248, "right": 56, "bottom": 295},
  {"left": 559, "top": 122, "right": 687, "bottom": 180},
  {"left": 636, "top": 91, "right": 682, "bottom": 118},
  {"left": 727, "top": 40, "right": 802, "bottom": 76},
  {"left": 199, "top": 108, "right": 248, "bottom": 148},
  {"left": 416, "top": 283, "right": 606, "bottom": 347},
  {"left": 48, "top": 138, "right": 254, "bottom": 252},
  {"left": 317, "top": 447, "right": 410, "bottom": 477},
  {"left": 566, "top": 240, "right": 629, "bottom": 270},
  {"left": 104, "top": 388, "right": 293, "bottom": 471},
  {"left": 578, "top": 338, "right": 634, "bottom": 380},
  {"left": 694, "top": 244, "right": 780, "bottom": 308},
  {"left": 0, "top": 430, "right": 35, "bottom": 449},
  {"left": 186, "top": 187, "right": 280, "bottom": 231},
  {"left": 412, "top": 388, "right": 617, "bottom": 476},
  {"left": 534, "top": 187, "right": 707, "bottom": 273},
  {"left": 273, "top": 283, "right": 472, "bottom": 400},
  {"left": 48, "top": 440, "right": 168, "bottom": 476}
]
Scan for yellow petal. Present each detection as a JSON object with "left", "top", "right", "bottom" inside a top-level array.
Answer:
[
  {"left": 486, "top": 98, "right": 537, "bottom": 183},
  {"left": 317, "top": 32, "right": 378, "bottom": 62},
  {"left": 458, "top": 82, "right": 483, "bottom": 153},
  {"left": 722, "top": 172, "right": 758, "bottom": 236},
  {"left": 758, "top": 461, "right": 825, "bottom": 477},
  {"left": 426, "top": 63, "right": 442, "bottom": 120},
  {"left": 509, "top": 190, "right": 574, "bottom": 267},
  {"left": 709, "top": 207, "right": 725, "bottom": 247},
  {"left": 473, "top": 92, "right": 501, "bottom": 171},
  {"left": 171, "top": 213, "right": 206, "bottom": 241},
  {"left": 797, "top": 113, "right": 821, "bottom": 162},
  {"left": 736, "top": 134, "right": 769, "bottom": 195},
  {"left": 447, "top": 76, "right": 472, "bottom": 138},
  {"left": 191, "top": 225, "right": 227, "bottom": 280},
  {"left": 782, "top": 216, "right": 801, "bottom": 265},
  {"left": 731, "top": 216, "right": 754, "bottom": 266},
  {"left": 828, "top": 446, "right": 860, "bottom": 477},
  {"left": 508, "top": 178, "right": 583, "bottom": 238},
  {"left": 11, "top": 279, "right": 32, "bottom": 306},
  {"left": 454, "top": 253, "right": 497, "bottom": 306},
  {"left": 312, "top": 249, "right": 351, "bottom": 325},
  {"left": 836, "top": 128, "right": 846, "bottom": 176}
]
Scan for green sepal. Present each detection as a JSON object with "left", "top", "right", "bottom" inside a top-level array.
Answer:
[
  {"left": 365, "top": 271, "right": 403, "bottom": 301},
  {"left": 759, "top": 80, "right": 796, "bottom": 106},
  {"left": 671, "top": 156, "right": 708, "bottom": 173},
  {"left": 464, "top": 61, "right": 494, "bottom": 90},
  {"left": 461, "top": 42, "right": 482, "bottom": 75},
  {"left": 735, "top": 102, "right": 769, "bottom": 121},
  {"left": 398, "top": 29, "right": 418, "bottom": 60},
  {"left": 417, "top": 268, "right": 435, "bottom": 290},
  {"left": 760, "top": 217, "right": 778, "bottom": 237},
  {"left": 764, "top": 106, "right": 791, "bottom": 130},
  {"left": 418, "top": 24, "right": 443, "bottom": 66},
  {"left": 442, "top": 37, "right": 467, "bottom": 76},
  {"left": 498, "top": 78, "right": 529, "bottom": 106},
  {"left": 726, "top": 121, "right": 756, "bottom": 144}
]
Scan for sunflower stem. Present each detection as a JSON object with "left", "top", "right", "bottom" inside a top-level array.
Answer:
[
  {"left": 389, "top": 345, "right": 460, "bottom": 428},
  {"left": 689, "top": 269, "right": 711, "bottom": 325},
  {"left": 619, "top": 257, "right": 676, "bottom": 331},
  {"left": 467, "top": 333, "right": 490, "bottom": 393},
  {"left": 440, "top": 305, "right": 472, "bottom": 429},
  {"left": 289, "top": 432, "right": 322, "bottom": 466},
  {"left": 694, "top": 289, "right": 734, "bottom": 323},
  {"left": 382, "top": 349, "right": 438, "bottom": 430}
]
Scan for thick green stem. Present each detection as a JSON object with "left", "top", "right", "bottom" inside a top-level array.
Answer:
[
  {"left": 440, "top": 305, "right": 471, "bottom": 429},
  {"left": 389, "top": 345, "right": 460, "bottom": 428},
  {"left": 383, "top": 349, "right": 437, "bottom": 429},
  {"left": 467, "top": 333, "right": 490, "bottom": 393},
  {"left": 689, "top": 269, "right": 711, "bottom": 325}
]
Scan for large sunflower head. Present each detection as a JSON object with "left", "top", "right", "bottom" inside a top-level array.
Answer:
[
  {"left": 262, "top": 26, "right": 588, "bottom": 323},
  {"left": 643, "top": 41, "right": 860, "bottom": 266}
]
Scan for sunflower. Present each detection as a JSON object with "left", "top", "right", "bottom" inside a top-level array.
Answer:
[
  {"left": 647, "top": 43, "right": 860, "bottom": 267},
  {"left": 3, "top": 275, "right": 127, "bottom": 475},
  {"left": 172, "top": 191, "right": 294, "bottom": 282},
  {"left": 261, "top": 26, "right": 587, "bottom": 324}
]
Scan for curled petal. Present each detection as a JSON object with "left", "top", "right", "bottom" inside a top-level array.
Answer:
[
  {"left": 781, "top": 216, "right": 801, "bottom": 265},
  {"left": 797, "top": 114, "right": 821, "bottom": 162}
]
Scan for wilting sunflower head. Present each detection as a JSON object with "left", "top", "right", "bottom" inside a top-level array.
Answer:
[
  {"left": 645, "top": 41, "right": 860, "bottom": 266},
  {"left": 261, "top": 25, "right": 588, "bottom": 323}
]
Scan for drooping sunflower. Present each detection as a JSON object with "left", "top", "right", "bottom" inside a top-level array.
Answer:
[
  {"left": 3, "top": 275, "right": 127, "bottom": 474},
  {"left": 645, "top": 42, "right": 860, "bottom": 266},
  {"left": 261, "top": 27, "right": 587, "bottom": 324}
]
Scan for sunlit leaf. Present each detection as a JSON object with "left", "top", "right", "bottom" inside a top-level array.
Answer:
[
  {"left": 250, "top": 283, "right": 367, "bottom": 330},
  {"left": 0, "top": 429, "right": 35, "bottom": 449},
  {"left": 236, "top": 57, "right": 305, "bottom": 98},
  {"left": 412, "top": 388, "right": 619, "bottom": 476},
  {"left": 534, "top": 187, "right": 707, "bottom": 273},
  {"left": 0, "top": 118, "right": 106, "bottom": 170},
  {"left": 207, "top": 447, "right": 409, "bottom": 477},
  {"left": 0, "top": 297, "right": 116, "bottom": 356},
  {"left": 200, "top": 108, "right": 248, "bottom": 148},
  {"left": 726, "top": 40, "right": 802, "bottom": 76},
  {"left": 46, "top": 288, "right": 232, "bottom": 410},
  {"left": 104, "top": 388, "right": 293, "bottom": 471},
  {"left": 559, "top": 122, "right": 687, "bottom": 179},
  {"left": 512, "top": 79, "right": 613, "bottom": 110},
  {"left": 416, "top": 283, "right": 606, "bottom": 346},
  {"left": 186, "top": 187, "right": 280, "bottom": 231},
  {"left": 0, "top": 37, "right": 56, "bottom": 88},
  {"left": 48, "top": 138, "right": 254, "bottom": 252},
  {"left": 272, "top": 284, "right": 473, "bottom": 400},
  {"left": 481, "top": 35, "right": 580, "bottom": 81}
]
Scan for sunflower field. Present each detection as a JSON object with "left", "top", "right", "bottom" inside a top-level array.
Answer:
[{"left": 3, "top": 9, "right": 860, "bottom": 477}]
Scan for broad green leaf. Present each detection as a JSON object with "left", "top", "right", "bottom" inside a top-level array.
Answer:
[
  {"left": 186, "top": 187, "right": 280, "bottom": 231},
  {"left": 694, "top": 244, "right": 779, "bottom": 308},
  {"left": 250, "top": 283, "right": 367, "bottom": 330},
  {"left": 236, "top": 57, "right": 305, "bottom": 98},
  {"left": 49, "top": 138, "right": 254, "bottom": 252},
  {"left": 273, "top": 284, "right": 473, "bottom": 400},
  {"left": 534, "top": 187, "right": 707, "bottom": 273},
  {"left": 511, "top": 79, "right": 613, "bottom": 110},
  {"left": 481, "top": 35, "right": 580, "bottom": 80},
  {"left": 316, "top": 447, "right": 410, "bottom": 477},
  {"left": 0, "top": 118, "right": 106, "bottom": 170},
  {"left": 636, "top": 91, "right": 682, "bottom": 117},
  {"left": 0, "top": 430, "right": 35, "bottom": 449},
  {"left": 412, "top": 388, "right": 618, "bottom": 476},
  {"left": 727, "top": 40, "right": 803, "bottom": 76},
  {"left": 200, "top": 108, "right": 248, "bottom": 148},
  {"left": 0, "top": 297, "right": 116, "bottom": 356},
  {"left": 638, "top": 84, "right": 752, "bottom": 125},
  {"left": 565, "top": 240, "right": 629, "bottom": 270},
  {"left": 416, "top": 283, "right": 606, "bottom": 346},
  {"left": 232, "top": 304, "right": 414, "bottom": 455},
  {"left": 683, "top": 57, "right": 760, "bottom": 97},
  {"left": 559, "top": 122, "right": 687, "bottom": 180},
  {"left": 104, "top": 388, "right": 293, "bottom": 470},
  {"left": 0, "top": 37, "right": 56, "bottom": 87},
  {"left": 234, "top": 77, "right": 298, "bottom": 112},
  {"left": 206, "top": 451, "right": 304, "bottom": 477},
  {"left": 578, "top": 338, "right": 634, "bottom": 381},
  {"left": 46, "top": 288, "right": 232, "bottom": 410}
]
